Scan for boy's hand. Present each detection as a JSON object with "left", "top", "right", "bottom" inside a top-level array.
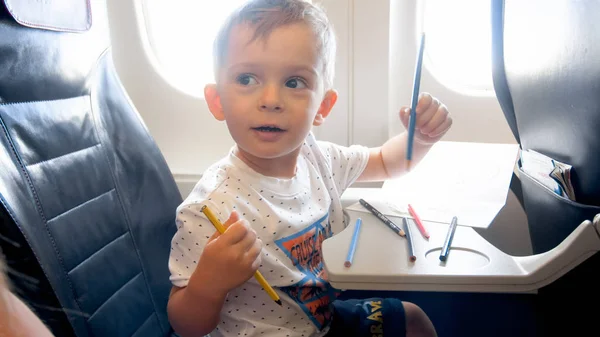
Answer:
[
  {"left": 400, "top": 92, "right": 452, "bottom": 145},
  {"left": 188, "top": 211, "right": 262, "bottom": 298}
]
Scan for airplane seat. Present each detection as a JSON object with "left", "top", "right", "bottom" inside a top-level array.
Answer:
[
  {"left": 491, "top": 0, "right": 600, "bottom": 333},
  {"left": 0, "top": 0, "right": 182, "bottom": 336}
]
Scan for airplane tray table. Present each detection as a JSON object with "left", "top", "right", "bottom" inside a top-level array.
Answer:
[{"left": 322, "top": 209, "right": 600, "bottom": 293}]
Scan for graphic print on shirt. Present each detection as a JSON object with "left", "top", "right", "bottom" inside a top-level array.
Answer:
[{"left": 274, "top": 214, "right": 341, "bottom": 330}]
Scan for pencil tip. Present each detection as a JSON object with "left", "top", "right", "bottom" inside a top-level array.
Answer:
[
  {"left": 405, "top": 160, "right": 411, "bottom": 171},
  {"left": 276, "top": 300, "right": 283, "bottom": 306}
]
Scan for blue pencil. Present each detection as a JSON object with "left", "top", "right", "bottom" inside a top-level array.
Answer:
[
  {"left": 406, "top": 33, "right": 426, "bottom": 170},
  {"left": 439, "top": 216, "right": 458, "bottom": 262},
  {"left": 402, "top": 217, "right": 417, "bottom": 262},
  {"left": 344, "top": 218, "right": 363, "bottom": 268}
]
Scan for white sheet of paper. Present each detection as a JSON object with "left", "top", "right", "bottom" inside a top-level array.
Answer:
[{"left": 348, "top": 141, "right": 519, "bottom": 228}]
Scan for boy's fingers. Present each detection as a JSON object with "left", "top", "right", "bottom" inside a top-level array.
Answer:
[
  {"left": 208, "top": 211, "right": 240, "bottom": 242},
  {"left": 429, "top": 117, "right": 453, "bottom": 138},
  {"left": 246, "top": 238, "right": 263, "bottom": 260},
  {"left": 239, "top": 228, "right": 258, "bottom": 251},
  {"left": 415, "top": 92, "right": 433, "bottom": 114},
  {"left": 207, "top": 230, "right": 221, "bottom": 243},
  {"left": 420, "top": 104, "right": 448, "bottom": 134},
  {"left": 250, "top": 251, "right": 262, "bottom": 270},
  {"left": 222, "top": 210, "right": 240, "bottom": 229},
  {"left": 247, "top": 238, "right": 263, "bottom": 270},
  {"left": 399, "top": 107, "right": 410, "bottom": 127},
  {"left": 223, "top": 219, "right": 252, "bottom": 244},
  {"left": 416, "top": 97, "right": 439, "bottom": 128}
]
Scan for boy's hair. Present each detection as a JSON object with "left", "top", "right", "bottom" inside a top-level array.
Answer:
[{"left": 213, "top": 0, "right": 337, "bottom": 89}]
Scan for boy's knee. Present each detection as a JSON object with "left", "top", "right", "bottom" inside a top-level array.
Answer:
[{"left": 403, "top": 301, "right": 437, "bottom": 337}]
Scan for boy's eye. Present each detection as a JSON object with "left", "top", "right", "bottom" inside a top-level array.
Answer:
[
  {"left": 285, "top": 78, "right": 307, "bottom": 89},
  {"left": 236, "top": 74, "right": 258, "bottom": 86}
]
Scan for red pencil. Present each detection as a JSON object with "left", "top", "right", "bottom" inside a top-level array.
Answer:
[{"left": 408, "top": 204, "right": 429, "bottom": 239}]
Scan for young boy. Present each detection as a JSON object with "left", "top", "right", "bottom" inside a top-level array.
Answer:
[{"left": 167, "top": 1, "right": 452, "bottom": 336}]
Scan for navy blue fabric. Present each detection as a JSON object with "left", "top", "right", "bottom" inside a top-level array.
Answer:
[
  {"left": 338, "top": 290, "right": 541, "bottom": 337},
  {"left": 326, "top": 298, "right": 406, "bottom": 337},
  {"left": 0, "top": 0, "right": 182, "bottom": 336}
]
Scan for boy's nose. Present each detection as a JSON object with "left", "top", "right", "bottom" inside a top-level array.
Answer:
[{"left": 259, "top": 85, "right": 283, "bottom": 112}]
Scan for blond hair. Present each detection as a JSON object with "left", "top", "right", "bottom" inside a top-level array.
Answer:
[{"left": 213, "top": 0, "right": 337, "bottom": 89}]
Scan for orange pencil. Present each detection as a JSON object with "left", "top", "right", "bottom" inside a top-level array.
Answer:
[{"left": 408, "top": 204, "right": 429, "bottom": 239}]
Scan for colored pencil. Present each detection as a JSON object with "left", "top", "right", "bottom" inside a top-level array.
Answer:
[
  {"left": 408, "top": 203, "right": 429, "bottom": 239},
  {"left": 440, "top": 216, "right": 458, "bottom": 262},
  {"left": 402, "top": 217, "right": 417, "bottom": 262},
  {"left": 406, "top": 32, "right": 426, "bottom": 170},
  {"left": 344, "top": 218, "right": 363, "bottom": 267},
  {"left": 359, "top": 199, "right": 406, "bottom": 237}
]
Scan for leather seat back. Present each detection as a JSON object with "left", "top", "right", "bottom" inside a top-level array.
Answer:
[{"left": 0, "top": 0, "right": 181, "bottom": 336}]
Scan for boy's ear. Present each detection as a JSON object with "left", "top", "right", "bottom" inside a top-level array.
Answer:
[
  {"left": 313, "top": 89, "right": 338, "bottom": 126},
  {"left": 204, "top": 84, "right": 225, "bottom": 121}
]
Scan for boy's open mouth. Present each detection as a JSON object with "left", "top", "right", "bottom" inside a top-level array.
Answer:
[{"left": 252, "top": 126, "right": 285, "bottom": 132}]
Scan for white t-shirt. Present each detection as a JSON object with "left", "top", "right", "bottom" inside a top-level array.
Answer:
[{"left": 169, "top": 133, "right": 369, "bottom": 337}]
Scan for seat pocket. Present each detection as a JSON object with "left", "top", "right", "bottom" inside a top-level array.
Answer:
[{"left": 517, "top": 164, "right": 600, "bottom": 254}]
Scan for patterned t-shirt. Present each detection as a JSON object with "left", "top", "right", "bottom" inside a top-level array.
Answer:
[{"left": 169, "top": 133, "right": 369, "bottom": 337}]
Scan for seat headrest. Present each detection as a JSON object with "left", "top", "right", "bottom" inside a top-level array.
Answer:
[
  {"left": 2, "top": 0, "right": 91, "bottom": 32},
  {"left": 0, "top": 0, "right": 109, "bottom": 104}
]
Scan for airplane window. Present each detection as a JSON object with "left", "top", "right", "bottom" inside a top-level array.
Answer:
[
  {"left": 142, "top": 0, "right": 247, "bottom": 97},
  {"left": 422, "top": 0, "right": 493, "bottom": 94}
]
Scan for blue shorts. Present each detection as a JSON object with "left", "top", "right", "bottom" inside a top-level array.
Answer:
[{"left": 325, "top": 298, "right": 406, "bottom": 337}]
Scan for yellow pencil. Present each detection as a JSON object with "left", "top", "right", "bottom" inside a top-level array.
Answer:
[{"left": 200, "top": 205, "right": 282, "bottom": 306}]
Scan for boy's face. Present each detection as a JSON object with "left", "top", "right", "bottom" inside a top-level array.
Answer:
[{"left": 205, "top": 22, "right": 337, "bottom": 166}]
